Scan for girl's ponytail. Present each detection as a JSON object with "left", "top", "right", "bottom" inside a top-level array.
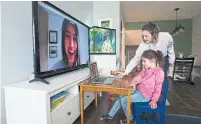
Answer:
[
  {"left": 142, "top": 49, "right": 164, "bottom": 69},
  {"left": 156, "top": 50, "right": 164, "bottom": 68}
]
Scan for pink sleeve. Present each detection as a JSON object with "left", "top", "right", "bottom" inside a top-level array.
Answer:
[
  {"left": 130, "top": 69, "right": 144, "bottom": 85},
  {"left": 151, "top": 69, "right": 164, "bottom": 103}
]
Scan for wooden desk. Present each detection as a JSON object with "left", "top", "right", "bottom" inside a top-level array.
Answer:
[{"left": 79, "top": 74, "right": 137, "bottom": 124}]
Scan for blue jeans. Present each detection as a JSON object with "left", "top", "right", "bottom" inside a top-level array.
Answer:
[
  {"left": 164, "top": 56, "right": 169, "bottom": 78},
  {"left": 108, "top": 90, "right": 149, "bottom": 120}
]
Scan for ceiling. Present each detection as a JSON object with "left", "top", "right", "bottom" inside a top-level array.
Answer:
[{"left": 121, "top": 1, "right": 201, "bottom": 22}]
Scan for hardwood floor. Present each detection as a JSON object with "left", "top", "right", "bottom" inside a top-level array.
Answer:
[
  {"left": 166, "top": 77, "right": 201, "bottom": 116},
  {"left": 73, "top": 77, "right": 201, "bottom": 124}
]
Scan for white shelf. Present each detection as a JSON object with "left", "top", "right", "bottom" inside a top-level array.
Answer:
[
  {"left": 51, "top": 93, "right": 78, "bottom": 113},
  {"left": 4, "top": 68, "right": 93, "bottom": 124},
  {"left": 51, "top": 84, "right": 79, "bottom": 112},
  {"left": 4, "top": 68, "right": 90, "bottom": 94}
]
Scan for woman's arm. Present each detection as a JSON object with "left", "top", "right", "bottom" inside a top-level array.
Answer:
[{"left": 125, "top": 42, "right": 146, "bottom": 75}]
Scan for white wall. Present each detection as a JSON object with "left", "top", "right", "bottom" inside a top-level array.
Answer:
[
  {"left": 192, "top": 13, "right": 201, "bottom": 65},
  {"left": 0, "top": 2, "right": 2, "bottom": 124},
  {"left": 1, "top": 1, "right": 93, "bottom": 124},
  {"left": 91, "top": 1, "right": 120, "bottom": 75},
  {"left": 1, "top": 2, "right": 33, "bottom": 124}
]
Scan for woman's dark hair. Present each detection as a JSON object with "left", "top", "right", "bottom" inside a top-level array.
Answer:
[
  {"left": 141, "top": 49, "right": 164, "bottom": 68},
  {"left": 142, "top": 22, "right": 160, "bottom": 42},
  {"left": 62, "top": 19, "right": 79, "bottom": 67}
]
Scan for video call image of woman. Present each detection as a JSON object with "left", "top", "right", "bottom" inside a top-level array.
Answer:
[{"left": 52, "top": 19, "right": 79, "bottom": 70}]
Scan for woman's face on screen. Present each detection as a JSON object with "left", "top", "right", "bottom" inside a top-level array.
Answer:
[{"left": 64, "top": 24, "right": 78, "bottom": 67}]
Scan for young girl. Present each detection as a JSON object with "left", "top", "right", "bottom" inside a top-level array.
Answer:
[{"left": 100, "top": 49, "right": 165, "bottom": 124}]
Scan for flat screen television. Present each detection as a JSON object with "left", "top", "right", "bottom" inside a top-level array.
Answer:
[{"left": 32, "top": 1, "right": 90, "bottom": 84}]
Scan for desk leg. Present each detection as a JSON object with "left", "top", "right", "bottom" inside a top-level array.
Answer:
[
  {"left": 95, "top": 92, "right": 98, "bottom": 107},
  {"left": 127, "top": 91, "right": 131, "bottom": 124},
  {"left": 80, "top": 86, "right": 84, "bottom": 124}
]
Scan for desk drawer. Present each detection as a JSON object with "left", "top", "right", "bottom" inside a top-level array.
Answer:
[
  {"left": 84, "top": 92, "right": 94, "bottom": 109},
  {"left": 51, "top": 95, "right": 79, "bottom": 124}
]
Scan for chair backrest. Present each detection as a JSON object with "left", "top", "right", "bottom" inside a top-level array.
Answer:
[
  {"left": 89, "top": 62, "right": 99, "bottom": 79},
  {"left": 159, "top": 79, "right": 168, "bottom": 105}
]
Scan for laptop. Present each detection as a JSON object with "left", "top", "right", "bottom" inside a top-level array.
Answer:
[{"left": 89, "top": 62, "right": 116, "bottom": 85}]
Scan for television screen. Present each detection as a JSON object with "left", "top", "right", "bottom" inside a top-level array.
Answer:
[
  {"left": 90, "top": 26, "right": 116, "bottom": 54},
  {"left": 32, "top": 1, "right": 90, "bottom": 79}
]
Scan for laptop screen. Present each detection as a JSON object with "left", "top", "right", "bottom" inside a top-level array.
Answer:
[{"left": 89, "top": 62, "right": 99, "bottom": 79}]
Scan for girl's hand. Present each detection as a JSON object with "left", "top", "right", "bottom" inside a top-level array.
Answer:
[
  {"left": 128, "top": 84, "right": 135, "bottom": 89},
  {"left": 149, "top": 101, "right": 157, "bottom": 109}
]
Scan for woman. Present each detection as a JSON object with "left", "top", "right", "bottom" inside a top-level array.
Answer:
[
  {"left": 52, "top": 19, "right": 79, "bottom": 70},
  {"left": 62, "top": 19, "right": 79, "bottom": 67},
  {"left": 120, "top": 22, "right": 175, "bottom": 77}
]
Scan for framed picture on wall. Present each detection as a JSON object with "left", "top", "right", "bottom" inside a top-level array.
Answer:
[
  {"left": 90, "top": 26, "right": 116, "bottom": 54},
  {"left": 49, "top": 30, "right": 57, "bottom": 44},
  {"left": 49, "top": 46, "right": 57, "bottom": 58},
  {"left": 98, "top": 18, "right": 113, "bottom": 28}
]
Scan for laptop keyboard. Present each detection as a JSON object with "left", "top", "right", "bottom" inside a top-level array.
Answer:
[
  {"left": 93, "top": 77, "right": 107, "bottom": 82},
  {"left": 104, "top": 77, "right": 115, "bottom": 84}
]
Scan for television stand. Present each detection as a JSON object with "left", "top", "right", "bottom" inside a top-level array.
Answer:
[
  {"left": 29, "top": 78, "right": 50, "bottom": 85},
  {"left": 4, "top": 68, "right": 93, "bottom": 124}
]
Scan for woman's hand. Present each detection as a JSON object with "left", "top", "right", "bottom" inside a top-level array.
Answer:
[
  {"left": 149, "top": 101, "right": 157, "bottom": 109},
  {"left": 112, "top": 70, "right": 126, "bottom": 76},
  {"left": 116, "top": 71, "right": 126, "bottom": 76}
]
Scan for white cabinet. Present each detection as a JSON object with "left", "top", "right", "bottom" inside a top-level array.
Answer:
[
  {"left": 51, "top": 95, "right": 80, "bottom": 124},
  {"left": 84, "top": 92, "right": 95, "bottom": 110},
  {"left": 4, "top": 68, "right": 94, "bottom": 124}
]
